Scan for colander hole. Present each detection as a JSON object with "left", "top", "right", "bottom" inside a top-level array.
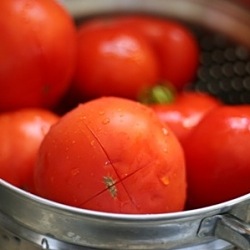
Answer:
[
  {"left": 243, "top": 77, "right": 250, "bottom": 90},
  {"left": 231, "top": 77, "right": 244, "bottom": 91},
  {"left": 234, "top": 61, "right": 247, "bottom": 76},
  {"left": 224, "top": 48, "right": 238, "bottom": 61},
  {"left": 222, "top": 63, "right": 235, "bottom": 77},
  {"left": 235, "top": 46, "right": 249, "bottom": 60},
  {"left": 212, "top": 50, "right": 225, "bottom": 64}
]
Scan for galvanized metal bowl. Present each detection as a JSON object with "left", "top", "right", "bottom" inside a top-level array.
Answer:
[{"left": 1, "top": 0, "right": 250, "bottom": 249}]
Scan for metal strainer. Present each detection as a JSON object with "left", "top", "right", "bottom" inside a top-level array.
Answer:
[
  {"left": 191, "top": 29, "right": 250, "bottom": 104},
  {"left": 0, "top": 0, "right": 250, "bottom": 249},
  {"left": 60, "top": 0, "right": 250, "bottom": 104}
]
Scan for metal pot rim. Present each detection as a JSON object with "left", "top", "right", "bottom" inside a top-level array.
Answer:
[
  {"left": 1, "top": 179, "right": 249, "bottom": 221},
  {"left": 1, "top": 179, "right": 249, "bottom": 249}
]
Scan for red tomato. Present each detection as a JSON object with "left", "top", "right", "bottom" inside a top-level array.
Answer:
[
  {"left": 34, "top": 97, "right": 186, "bottom": 214},
  {"left": 114, "top": 15, "right": 200, "bottom": 90},
  {"left": 0, "top": 0, "right": 77, "bottom": 111},
  {"left": 74, "top": 19, "right": 160, "bottom": 100},
  {"left": 0, "top": 109, "right": 59, "bottom": 193},
  {"left": 183, "top": 106, "right": 250, "bottom": 209},
  {"left": 151, "top": 91, "right": 221, "bottom": 144}
]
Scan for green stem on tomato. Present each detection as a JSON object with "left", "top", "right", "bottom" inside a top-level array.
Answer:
[{"left": 138, "top": 83, "right": 177, "bottom": 104}]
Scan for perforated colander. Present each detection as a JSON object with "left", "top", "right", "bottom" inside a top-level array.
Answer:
[{"left": 191, "top": 29, "right": 250, "bottom": 104}]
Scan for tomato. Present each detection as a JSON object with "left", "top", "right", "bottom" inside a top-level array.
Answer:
[
  {"left": 0, "top": 0, "right": 77, "bottom": 111},
  {"left": 73, "top": 19, "right": 160, "bottom": 100},
  {"left": 0, "top": 108, "right": 59, "bottom": 193},
  {"left": 183, "top": 106, "right": 250, "bottom": 209},
  {"left": 34, "top": 97, "right": 186, "bottom": 214},
  {"left": 114, "top": 15, "right": 200, "bottom": 90},
  {"left": 150, "top": 91, "right": 221, "bottom": 144}
]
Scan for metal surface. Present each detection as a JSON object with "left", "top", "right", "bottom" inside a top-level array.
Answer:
[
  {"left": 1, "top": 0, "right": 250, "bottom": 249},
  {"left": 59, "top": 0, "right": 250, "bottom": 48},
  {"left": 0, "top": 179, "right": 249, "bottom": 249},
  {"left": 190, "top": 30, "right": 250, "bottom": 104},
  {"left": 58, "top": 0, "right": 250, "bottom": 104}
]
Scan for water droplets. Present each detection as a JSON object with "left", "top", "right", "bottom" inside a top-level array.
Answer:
[
  {"left": 160, "top": 175, "right": 170, "bottom": 186},
  {"left": 105, "top": 160, "right": 111, "bottom": 166},
  {"left": 71, "top": 168, "right": 80, "bottom": 176},
  {"left": 80, "top": 115, "right": 86, "bottom": 121},
  {"left": 162, "top": 127, "right": 169, "bottom": 136},
  {"left": 102, "top": 118, "right": 110, "bottom": 125}
]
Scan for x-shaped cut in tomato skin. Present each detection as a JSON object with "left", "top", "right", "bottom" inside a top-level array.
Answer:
[
  {"left": 77, "top": 99, "right": 185, "bottom": 214},
  {"left": 35, "top": 97, "right": 186, "bottom": 214}
]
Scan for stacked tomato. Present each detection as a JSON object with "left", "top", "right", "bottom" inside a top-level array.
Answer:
[{"left": 0, "top": 0, "right": 249, "bottom": 214}]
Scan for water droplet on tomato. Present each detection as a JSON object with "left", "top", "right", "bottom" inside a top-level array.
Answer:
[
  {"left": 105, "top": 160, "right": 111, "bottom": 166},
  {"left": 80, "top": 115, "right": 86, "bottom": 121},
  {"left": 162, "top": 127, "right": 169, "bottom": 135},
  {"left": 71, "top": 168, "right": 80, "bottom": 176},
  {"left": 102, "top": 118, "right": 110, "bottom": 124},
  {"left": 160, "top": 176, "right": 170, "bottom": 186},
  {"left": 90, "top": 140, "right": 95, "bottom": 146}
]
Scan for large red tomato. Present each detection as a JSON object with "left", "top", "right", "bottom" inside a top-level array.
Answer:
[
  {"left": 0, "top": 109, "right": 59, "bottom": 193},
  {"left": 114, "top": 15, "right": 200, "bottom": 90},
  {"left": 73, "top": 19, "right": 160, "bottom": 100},
  {"left": 183, "top": 106, "right": 250, "bottom": 209},
  {"left": 0, "top": 0, "right": 77, "bottom": 111},
  {"left": 34, "top": 97, "right": 186, "bottom": 214},
  {"left": 150, "top": 91, "right": 221, "bottom": 144}
]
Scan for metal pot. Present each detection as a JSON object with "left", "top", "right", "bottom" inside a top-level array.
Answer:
[
  {"left": 59, "top": 0, "right": 250, "bottom": 48},
  {"left": 0, "top": 179, "right": 249, "bottom": 249},
  {"left": 1, "top": 0, "right": 250, "bottom": 249}
]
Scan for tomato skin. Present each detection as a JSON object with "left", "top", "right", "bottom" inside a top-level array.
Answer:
[
  {"left": 0, "top": 0, "right": 77, "bottom": 111},
  {"left": 150, "top": 92, "right": 221, "bottom": 144},
  {"left": 183, "top": 106, "right": 250, "bottom": 209},
  {"left": 74, "top": 20, "right": 160, "bottom": 100},
  {"left": 0, "top": 109, "right": 59, "bottom": 193},
  {"left": 34, "top": 97, "right": 186, "bottom": 214},
  {"left": 115, "top": 15, "right": 200, "bottom": 90}
]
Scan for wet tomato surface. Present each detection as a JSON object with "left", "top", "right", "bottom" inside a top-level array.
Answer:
[
  {"left": 74, "top": 20, "right": 159, "bottom": 100},
  {"left": 184, "top": 105, "right": 250, "bottom": 209},
  {"left": 34, "top": 97, "right": 186, "bottom": 214},
  {"left": 150, "top": 91, "right": 221, "bottom": 144},
  {"left": 0, "top": 108, "right": 59, "bottom": 192},
  {"left": 112, "top": 15, "right": 200, "bottom": 90},
  {"left": 0, "top": 0, "right": 77, "bottom": 111}
]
